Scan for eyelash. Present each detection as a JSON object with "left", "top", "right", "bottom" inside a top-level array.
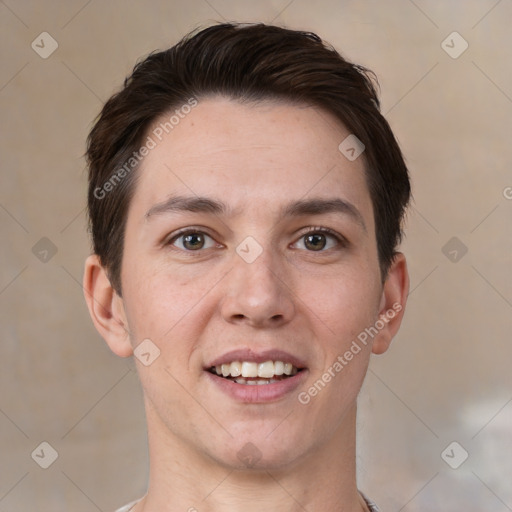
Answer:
[
  {"left": 165, "top": 226, "right": 347, "bottom": 253},
  {"left": 299, "top": 226, "right": 346, "bottom": 248}
]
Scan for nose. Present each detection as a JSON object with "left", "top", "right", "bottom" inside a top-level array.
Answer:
[{"left": 220, "top": 245, "right": 295, "bottom": 328}]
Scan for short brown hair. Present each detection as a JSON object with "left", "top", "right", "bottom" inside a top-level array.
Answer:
[{"left": 86, "top": 22, "right": 410, "bottom": 295}]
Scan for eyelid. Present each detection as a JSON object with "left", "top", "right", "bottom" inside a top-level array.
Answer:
[
  {"left": 164, "top": 226, "right": 221, "bottom": 248},
  {"left": 296, "top": 226, "right": 347, "bottom": 244},
  {"left": 163, "top": 225, "right": 348, "bottom": 251}
]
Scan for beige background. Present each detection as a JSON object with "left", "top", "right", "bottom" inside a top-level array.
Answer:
[{"left": 1, "top": 1, "right": 511, "bottom": 511}]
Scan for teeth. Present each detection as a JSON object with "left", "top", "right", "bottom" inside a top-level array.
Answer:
[
  {"left": 258, "top": 361, "right": 274, "bottom": 378},
  {"left": 237, "top": 378, "right": 273, "bottom": 385},
  {"left": 212, "top": 360, "right": 300, "bottom": 379},
  {"left": 221, "top": 364, "right": 230, "bottom": 377},
  {"left": 232, "top": 377, "right": 286, "bottom": 385},
  {"left": 241, "top": 362, "right": 258, "bottom": 378},
  {"left": 230, "top": 361, "right": 242, "bottom": 377},
  {"left": 274, "top": 361, "right": 284, "bottom": 375}
]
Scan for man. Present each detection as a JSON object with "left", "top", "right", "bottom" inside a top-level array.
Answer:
[{"left": 83, "top": 22, "right": 410, "bottom": 512}]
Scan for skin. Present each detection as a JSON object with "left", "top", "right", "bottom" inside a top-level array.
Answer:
[{"left": 84, "top": 97, "right": 409, "bottom": 512}]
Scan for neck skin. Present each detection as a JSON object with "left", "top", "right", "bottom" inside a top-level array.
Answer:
[{"left": 133, "top": 401, "right": 369, "bottom": 512}]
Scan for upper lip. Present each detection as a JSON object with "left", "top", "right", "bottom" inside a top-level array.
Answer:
[{"left": 206, "top": 348, "right": 307, "bottom": 369}]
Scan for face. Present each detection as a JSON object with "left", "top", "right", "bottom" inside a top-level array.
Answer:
[{"left": 101, "top": 97, "right": 401, "bottom": 469}]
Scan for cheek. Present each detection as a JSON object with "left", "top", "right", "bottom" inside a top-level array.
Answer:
[
  {"left": 120, "top": 257, "right": 220, "bottom": 347},
  {"left": 298, "top": 262, "right": 381, "bottom": 342},
  {"left": 299, "top": 263, "right": 381, "bottom": 412}
]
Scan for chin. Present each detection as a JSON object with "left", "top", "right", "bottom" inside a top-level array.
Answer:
[{"left": 208, "top": 436, "right": 306, "bottom": 473}]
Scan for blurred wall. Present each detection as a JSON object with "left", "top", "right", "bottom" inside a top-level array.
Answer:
[{"left": 1, "top": 1, "right": 511, "bottom": 510}]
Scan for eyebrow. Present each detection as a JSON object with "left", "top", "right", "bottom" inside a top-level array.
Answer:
[{"left": 145, "top": 195, "right": 366, "bottom": 231}]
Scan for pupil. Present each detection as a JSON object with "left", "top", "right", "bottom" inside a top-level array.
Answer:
[
  {"left": 184, "top": 233, "right": 204, "bottom": 250},
  {"left": 305, "top": 233, "right": 326, "bottom": 251}
]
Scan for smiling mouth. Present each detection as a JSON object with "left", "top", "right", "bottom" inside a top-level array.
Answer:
[{"left": 209, "top": 360, "right": 303, "bottom": 385}]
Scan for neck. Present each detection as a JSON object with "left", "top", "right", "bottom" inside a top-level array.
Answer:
[{"left": 136, "top": 402, "right": 366, "bottom": 512}]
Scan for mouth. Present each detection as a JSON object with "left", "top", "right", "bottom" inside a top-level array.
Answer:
[
  {"left": 204, "top": 349, "right": 308, "bottom": 402},
  {"left": 208, "top": 360, "right": 303, "bottom": 385}
]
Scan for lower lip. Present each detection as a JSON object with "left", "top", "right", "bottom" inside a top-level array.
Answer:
[{"left": 205, "top": 370, "right": 308, "bottom": 403}]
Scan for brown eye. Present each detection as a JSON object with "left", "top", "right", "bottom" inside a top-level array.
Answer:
[
  {"left": 170, "top": 231, "right": 216, "bottom": 251},
  {"left": 304, "top": 233, "right": 327, "bottom": 251},
  {"left": 293, "top": 228, "right": 342, "bottom": 252},
  {"left": 182, "top": 233, "right": 205, "bottom": 250}
]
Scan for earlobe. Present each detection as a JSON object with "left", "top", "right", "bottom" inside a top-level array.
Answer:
[
  {"left": 372, "top": 252, "right": 409, "bottom": 355},
  {"left": 83, "top": 254, "right": 134, "bottom": 358}
]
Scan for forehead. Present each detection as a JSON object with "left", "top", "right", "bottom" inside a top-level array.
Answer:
[{"left": 130, "top": 97, "right": 373, "bottom": 226}]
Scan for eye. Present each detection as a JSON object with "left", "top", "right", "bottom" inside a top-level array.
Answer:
[
  {"left": 293, "top": 227, "right": 343, "bottom": 252},
  {"left": 168, "top": 230, "right": 217, "bottom": 251}
]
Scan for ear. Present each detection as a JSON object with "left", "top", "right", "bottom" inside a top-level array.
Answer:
[
  {"left": 372, "top": 252, "right": 409, "bottom": 355},
  {"left": 83, "top": 254, "right": 133, "bottom": 357}
]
